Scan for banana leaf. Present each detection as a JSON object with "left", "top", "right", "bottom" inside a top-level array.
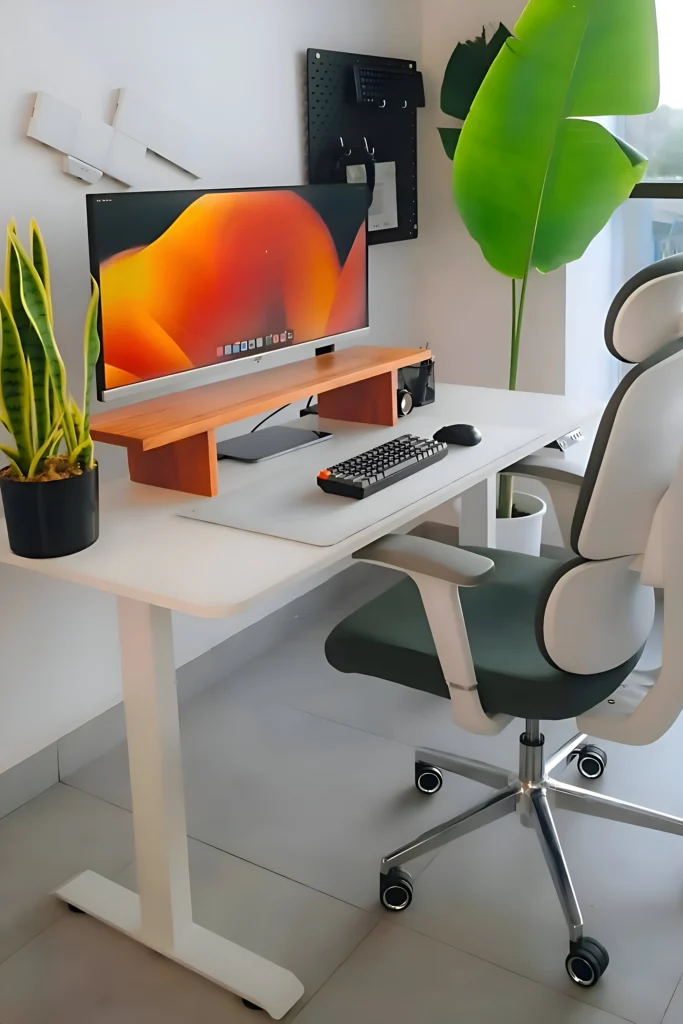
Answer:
[
  {"left": 0, "top": 291, "right": 31, "bottom": 475},
  {"left": 438, "top": 25, "right": 511, "bottom": 159},
  {"left": 438, "top": 128, "right": 462, "bottom": 161},
  {"left": 9, "top": 235, "right": 78, "bottom": 451},
  {"left": 453, "top": 0, "right": 660, "bottom": 279},
  {"left": 441, "top": 24, "right": 512, "bottom": 121}
]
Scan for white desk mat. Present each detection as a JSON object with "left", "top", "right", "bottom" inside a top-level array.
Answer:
[{"left": 179, "top": 423, "right": 542, "bottom": 547}]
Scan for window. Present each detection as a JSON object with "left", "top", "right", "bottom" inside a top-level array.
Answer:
[
  {"left": 617, "top": 0, "right": 683, "bottom": 285},
  {"left": 626, "top": 0, "right": 683, "bottom": 184}
]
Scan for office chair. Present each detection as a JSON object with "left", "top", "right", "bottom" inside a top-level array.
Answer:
[
  {"left": 325, "top": 256, "right": 683, "bottom": 988},
  {"left": 509, "top": 252, "right": 683, "bottom": 546}
]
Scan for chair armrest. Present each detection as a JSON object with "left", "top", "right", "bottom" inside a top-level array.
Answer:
[{"left": 353, "top": 534, "right": 494, "bottom": 587}]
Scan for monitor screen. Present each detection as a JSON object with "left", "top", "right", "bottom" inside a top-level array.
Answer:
[{"left": 86, "top": 184, "right": 369, "bottom": 399}]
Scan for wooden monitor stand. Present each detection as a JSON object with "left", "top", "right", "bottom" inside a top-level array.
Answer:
[{"left": 91, "top": 345, "right": 430, "bottom": 497}]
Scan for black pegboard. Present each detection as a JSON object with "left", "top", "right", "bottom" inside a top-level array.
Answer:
[{"left": 307, "top": 48, "right": 420, "bottom": 245}]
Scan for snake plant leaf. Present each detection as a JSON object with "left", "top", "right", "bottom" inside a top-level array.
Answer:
[
  {"left": 4, "top": 219, "right": 17, "bottom": 307},
  {"left": 441, "top": 23, "right": 512, "bottom": 121},
  {"left": 438, "top": 127, "right": 462, "bottom": 161},
  {"left": 9, "top": 235, "right": 78, "bottom": 451},
  {"left": 68, "top": 437, "right": 94, "bottom": 470},
  {"left": 26, "top": 359, "right": 38, "bottom": 453},
  {"left": 0, "top": 291, "right": 32, "bottom": 475},
  {"left": 453, "top": 0, "right": 660, "bottom": 279},
  {"left": 0, "top": 444, "right": 22, "bottom": 478},
  {"left": 80, "top": 277, "right": 100, "bottom": 451},
  {"left": 27, "top": 419, "right": 64, "bottom": 479},
  {"left": 47, "top": 430, "right": 63, "bottom": 457},
  {"left": 30, "top": 220, "right": 54, "bottom": 325},
  {"left": 6, "top": 234, "right": 51, "bottom": 445},
  {"left": 69, "top": 396, "right": 82, "bottom": 432}
]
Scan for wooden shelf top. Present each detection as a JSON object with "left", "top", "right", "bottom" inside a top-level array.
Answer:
[{"left": 91, "top": 345, "right": 429, "bottom": 451}]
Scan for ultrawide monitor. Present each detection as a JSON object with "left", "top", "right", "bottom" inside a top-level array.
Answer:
[{"left": 86, "top": 184, "right": 369, "bottom": 401}]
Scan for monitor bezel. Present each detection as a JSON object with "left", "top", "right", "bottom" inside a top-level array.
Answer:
[{"left": 86, "top": 183, "right": 370, "bottom": 403}]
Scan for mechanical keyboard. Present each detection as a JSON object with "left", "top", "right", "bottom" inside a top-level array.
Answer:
[{"left": 317, "top": 434, "right": 448, "bottom": 499}]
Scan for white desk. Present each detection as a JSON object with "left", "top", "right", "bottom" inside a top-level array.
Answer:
[{"left": 0, "top": 384, "right": 592, "bottom": 1019}]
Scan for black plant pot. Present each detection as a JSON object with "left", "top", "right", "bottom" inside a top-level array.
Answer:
[{"left": 0, "top": 465, "right": 99, "bottom": 559}]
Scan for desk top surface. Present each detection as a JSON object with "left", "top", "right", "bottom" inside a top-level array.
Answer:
[{"left": 0, "top": 385, "right": 593, "bottom": 618}]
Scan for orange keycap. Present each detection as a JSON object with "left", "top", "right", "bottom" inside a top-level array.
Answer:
[{"left": 318, "top": 469, "right": 331, "bottom": 480}]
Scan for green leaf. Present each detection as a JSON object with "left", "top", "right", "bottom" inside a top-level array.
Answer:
[
  {"left": 441, "top": 23, "right": 512, "bottom": 121},
  {"left": 4, "top": 219, "right": 17, "bottom": 308},
  {"left": 438, "top": 127, "right": 462, "bottom": 160},
  {"left": 27, "top": 420, "right": 64, "bottom": 479},
  {"left": 68, "top": 437, "right": 93, "bottom": 470},
  {"left": 9, "top": 235, "right": 78, "bottom": 451},
  {"left": 48, "top": 430, "right": 63, "bottom": 457},
  {"left": 30, "top": 220, "right": 54, "bottom": 325},
  {"left": 453, "top": 0, "right": 660, "bottom": 280},
  {"left": 26, "top": 358, "right": 38, "bottom": 453},
  {"left": 80, "top": 277, "right": 100, "bottom": 450},
  {"left": 0, "top": 444, "right": 22, "bottom": 478},
  {"left": 6, "top": 230, "right": 51, "bottom": 444},
  {"left": 0, "top": 291, "right": 31, "bottom": 476}
]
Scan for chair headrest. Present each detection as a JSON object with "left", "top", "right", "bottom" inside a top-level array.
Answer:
[{"left": 605, "top": 253, "right": 683, "bottom": 364}]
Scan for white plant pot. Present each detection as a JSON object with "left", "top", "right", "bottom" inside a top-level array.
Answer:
[{"left": 496, "top": 491, "right": 547, "bottom": 556}]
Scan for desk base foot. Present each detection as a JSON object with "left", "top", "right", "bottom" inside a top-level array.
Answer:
[{"left": 55, "top": 871, "right": 304, "bottom": 1020}]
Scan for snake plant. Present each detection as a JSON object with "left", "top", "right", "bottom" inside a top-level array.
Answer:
[
  {"left": 442, "top": 0, "right": 660, "bottom": 516},
  {"left": 0, "top": 221, "right": 100, "bottom": 481}
]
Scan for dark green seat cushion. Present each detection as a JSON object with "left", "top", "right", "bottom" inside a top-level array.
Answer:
[{"left": 326, "top": 547, "right": 639, "bottom": 720}]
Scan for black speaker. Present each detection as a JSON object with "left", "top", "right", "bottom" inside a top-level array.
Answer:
[{"left": 397, "top": 358, "right": 435, "bottom": 416}]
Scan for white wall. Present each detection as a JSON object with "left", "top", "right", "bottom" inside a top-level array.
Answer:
[
  {"left": 419, "top": 0, "right": 567, "bottom": 394},
  {"left": 0, "top": 0, "right": 422, "bottom": 772}
]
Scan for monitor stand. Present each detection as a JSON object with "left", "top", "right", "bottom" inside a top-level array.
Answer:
[
  {"left": 216, "top": 425, "right": 333, "bottom": 464},
  {"left": 90, "top": 345, "right": 429, "bottom": 496}
]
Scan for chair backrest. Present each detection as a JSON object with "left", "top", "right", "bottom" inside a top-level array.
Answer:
[{"left": 538, "top": 256, "right": 683, "bottom": 676}]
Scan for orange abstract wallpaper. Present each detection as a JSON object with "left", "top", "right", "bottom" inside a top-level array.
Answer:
[{"left": 89, "top": 188, "right": 368, "bottom": 393}]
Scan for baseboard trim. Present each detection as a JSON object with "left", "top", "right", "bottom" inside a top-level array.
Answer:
[{"left": 0, "top": 744, "right": 59, "bottom": 822}]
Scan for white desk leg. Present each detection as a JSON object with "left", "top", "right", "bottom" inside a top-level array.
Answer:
[
  {"left": 55, "top": 597, "right": 304, "bottom": 1020},
  {"left": 459, "top": 477, "right": 497, "bottom": 547}
]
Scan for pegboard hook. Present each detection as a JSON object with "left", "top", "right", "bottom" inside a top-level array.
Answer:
[
  {"left": 340, "top": 136, "right": 352, "bottom": 157},
  {"left": 364, "top": 136, "right": 375, "bottom": 158}
]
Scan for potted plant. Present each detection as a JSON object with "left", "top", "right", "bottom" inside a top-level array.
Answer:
[
  {"left": 0, "top": 220, "right": 100, "bottom": 558},
  {"left": 439, "top": 1, "right": 660, "bottom": 551}
]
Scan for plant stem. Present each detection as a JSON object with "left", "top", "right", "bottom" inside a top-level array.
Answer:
[
  {"left": 498, "top": 272, "right": 529, "bottom": 520},
  {"left": 497, "top": 473, "right": 514, "bottom": 521},
  {"left": 509, "top": 267, "right": 530, "bottom": 392}
]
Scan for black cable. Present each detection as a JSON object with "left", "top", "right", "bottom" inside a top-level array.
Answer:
[
  {"left": 251, "top": 396, "right": 316, "bottom": 433},
  {"left": 251, "top": 404, "right": 291, "bottom": 433}
]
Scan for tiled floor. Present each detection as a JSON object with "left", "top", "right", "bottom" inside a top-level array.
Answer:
[{"left": 0, "top": 580, "right": 682, "bottom": 1023}]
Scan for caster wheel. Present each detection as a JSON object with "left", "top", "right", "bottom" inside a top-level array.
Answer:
[
  {"left": 415, "top": 762, "right": 443, "bottom": 795},
  {"left": 566, "top": 937, "right": 609, "bottom": 987},
  {"left": 380, "top": 868, "right": 413, "bottom": 912},
  {"left": 571, "top": 744, "right": 607, "bottom": 780},
  {"left": 242, "top": 1000, "right": 263, "bottom": 1011},
  {"left": 66, "top": 904, "right": 85, "bottom": 914}
]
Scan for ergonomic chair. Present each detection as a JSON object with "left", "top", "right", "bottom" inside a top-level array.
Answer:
[
  {"left": 325, "top": 256, "right": 683, "bottom": 988},
  {"left": 509, "top": 252, "right": 683, "bottom": 545}
]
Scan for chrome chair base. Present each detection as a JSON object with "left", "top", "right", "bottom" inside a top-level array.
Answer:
[{"left": 379, "top": 722, "right": 683, "bottom": 986}]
